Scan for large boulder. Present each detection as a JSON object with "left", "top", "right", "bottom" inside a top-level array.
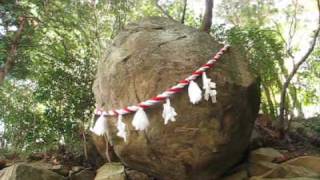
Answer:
[
  {"left": 93, "top": 17, "right": 260, "bottom": 179},
  {"left": 0, "top": 163, "right": 66, "bottom": 180}
]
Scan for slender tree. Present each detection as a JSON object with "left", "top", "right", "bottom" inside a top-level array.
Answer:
[
  {"left": 181, "top": 0, "right": 188, "bottom": 24},
  {"left": 200, "top": 0, "right": 214, "bottom": 33},
  {"left": 278, "top": 0, "right": 320, "bottom": 136}
]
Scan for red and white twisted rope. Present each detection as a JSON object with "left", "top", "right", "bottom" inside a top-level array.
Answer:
[{"left": 95, "top": 45, "right": 230, "bottom": 116}]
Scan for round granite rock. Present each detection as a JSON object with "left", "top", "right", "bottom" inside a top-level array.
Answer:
[{"left": 92, "top": 17, "right": 260, "bottom": 180}]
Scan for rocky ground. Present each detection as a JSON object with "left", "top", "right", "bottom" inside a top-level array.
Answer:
[
  {"left": 1, "top": 115, "right": 319, "bottom": 180},
  {"left": 1, "top": 148, "right": 319, "bottom": 180}
]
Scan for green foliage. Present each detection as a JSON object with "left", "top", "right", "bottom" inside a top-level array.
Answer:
[
  {"left": 212, "top": 25, "right": 285, "bottom": 118},
  {"left": 1, "top": 0, "right": 319, "bottom": 155},
  {"left": 218, "top": 0, "right": 277, "bottom": 27},
  {"left": 0, "top": 0, "right": 106, "bottom": 153},
  {"left": 311, "top": 118, "right": 320, "bottom": 134},
  {"left": 0, "top": 80, "right": 45, "bottom": 151},
  {"left": 216, "top": 0, "right": 320, "bottom": 121},
  {"left": 226, "top": 27, "right": 284, "bottom": 77},
  {"left": 297, "top": 48, "right": 320, "bottom": 107}
]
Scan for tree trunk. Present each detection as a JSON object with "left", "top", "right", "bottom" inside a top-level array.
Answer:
[
  {"left": 0, "top": 16, "right": 26, "bottom": 85},
  {"left": 262, "top": 84, "right": 276, "bottom": 119},
  {"left": 181, "top": 0, "right": 188, "bottom": 24},
  {"left": 279, "top": 58, "right": 303, "bottom": 118},
  {"left": 279, "top": 0, "right": 320, "bottom": 136},
  {"left": 200, "top": 0, "right": 214, "bottom": 33}
]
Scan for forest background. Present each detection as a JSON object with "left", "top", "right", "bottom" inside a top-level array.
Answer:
[{"left": 0, "top": 0, "right": 319, "bottom": 157}]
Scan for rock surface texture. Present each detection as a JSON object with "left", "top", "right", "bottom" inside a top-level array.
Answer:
[
  {"left": 249, "top": 147, "right": 284, "bottom": 163},
  {"left": 93, "top": 17, "right": 260, "bottom": 179},
  {"left": 95, "top": 163, "right": 125, "bottom": 180},
  {"left": 0, "top": 163, "right": 66, "bottom": 180}
]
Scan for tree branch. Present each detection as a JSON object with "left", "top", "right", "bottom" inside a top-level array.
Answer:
[
  {"left": 200, "top": 0, "right": 214, "bottom": 33},
  {"left": 155, "top": 0, "right": 176, "bottom": 21},
  {"left": 181, "top": 0, "right": 187, "bottom": 24},
  {"left": 278, "top": 0, "right": 320, "bottom": 135},
  {"left": 272, "top": 20, "right": 295, "bottom": 60},
  {"left": 287, "top": 0, "right": 299, "bottom": 54},
  {"left": 0, "top": 16, "right": 26, "bottom": 85}
]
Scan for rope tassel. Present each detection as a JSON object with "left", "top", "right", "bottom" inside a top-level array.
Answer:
[
  {"left": 188, "top": 80, "right": 202, "bottom": 104},
  {"left": 91, "top": 112, "right": 108, "bottom": 136},
  {"left": 162, "top": 98, "right": 177, "bottom": 125},
  {"left": 132, "top": 108, "right": 150, "bottom": 131},
  {"left": 116, "top": 115, "right": 127, "bottom": 142},
  {"left": 202, "top": 72, "right": 217, "bottom": 103}
]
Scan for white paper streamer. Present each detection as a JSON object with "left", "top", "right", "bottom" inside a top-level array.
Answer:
[
  {"left": 210, "top": 89, "right": 217, "bottom": 103},
  {"left": 90, "top": 112, "right": 107, "bottom": 136},
  {"left": 202, "top": 72, "right": 217, "bottom": 103},
  {"left": 188, "top": 80, "right": 202, "bottom": 104},
  {"left": 162, "top": 98, "right": 177, "bottom": 125},
  {"left": 116, "top": 115, "right": 127, "bottom": 142},
  {"left": 132, "top": 108, "right": 150, "bottom": 131}
]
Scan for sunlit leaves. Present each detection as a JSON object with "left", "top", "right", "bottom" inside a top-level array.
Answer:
[{"left": 212, "top": 24, "right": 285, "bottom": 118}]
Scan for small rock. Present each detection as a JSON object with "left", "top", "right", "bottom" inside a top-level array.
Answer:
[
  {"left": 72, "top": 166, "right": 85, "bottom": 173},
  {"left": 95, "top": 163, "right": 125, "bottom": 180},
  {"left": 29, "top": 161, "right": 53, "bottom": 169},
  {"left": 248, "top": 161, "right": 278, "bottom": 176},
  {"left": 49, "top": 164, "right": 69, "bottom": 177},
  {"left": 125, "top": 169, "right": 149, "bottom": 180},
  {"left": 51, "top": 164, "right": 64, "bottom": 169},
  {"left": 249, "top": 148, "right": 284, "bottom": 163},
  {"left": 285, "top": 156, "right": 320, "bottom": 174},
  {"left": 70, "top": 169, "right": 95, "bottom": 180},
  {"left": 250, "top": 176, "right": 319, "bottom": 180},
  {"left": 261, "top": 164, "right": 319, "bottom": 178}
]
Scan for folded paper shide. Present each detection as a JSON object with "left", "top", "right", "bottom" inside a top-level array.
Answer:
[
  {"left": 162, "top": 98, "right": 177, "bottom": 125},
  {"left": 116, "top": 115, "right": 127, "bottom": 141},
  {"left": 91, "top": 45, "right": 230, "bottom": 141},
  {"left": 90, "top": 112, "right": 107, "bottom": 136}
]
